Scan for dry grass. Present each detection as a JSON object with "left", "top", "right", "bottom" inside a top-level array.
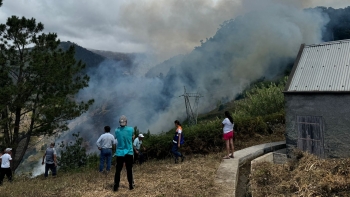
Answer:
[
  {"left": 250, "top": 150, "right": 350, "bottom": 197},
  {"left": 0, "top": 153, "right": 223, "bottom": 197},
  {"left": 1, "top": 125, "right": 285, "bottom": 197}
]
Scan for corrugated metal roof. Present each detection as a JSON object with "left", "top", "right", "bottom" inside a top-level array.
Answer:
[{"left": 287, "top": 39, "right": 350, "bottom": 92}]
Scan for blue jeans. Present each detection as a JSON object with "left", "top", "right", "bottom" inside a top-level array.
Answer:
[
  {"left": 134, "top": 150, "right": 144, "bottom": 165},
  {"left": 171, "top": 144, "right": 182, "bottom": 159},
  {"left": 99, "top": 148, "right": 112, "bottom": 172},
  {"left": 44, "top": 163, "right": 56, "bottom": 177}
]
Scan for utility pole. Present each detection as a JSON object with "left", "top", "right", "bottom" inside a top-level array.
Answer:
[{"left": 179, "top": 86, "right": 203, "bottom": 125}]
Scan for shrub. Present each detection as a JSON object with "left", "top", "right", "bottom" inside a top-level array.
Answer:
[
  {"left": 143, "top": 119, "right": 224, "bottom": 159},
  {"left": 57, "top": 132, "right": 88, "bottom": 171},
  {"left": 234, "top": 77, "right": 286, "bottom": 117}
]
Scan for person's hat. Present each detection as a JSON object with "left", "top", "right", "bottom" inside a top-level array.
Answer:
[
  {"left": 5, "top": 148, "right": 12, "bottom": 152},
  {"left": 138, "top": 134, "right": 144, "bottom": 138},
  {"left": 119, "top": 115, "right": 127, "bottom": 126}
]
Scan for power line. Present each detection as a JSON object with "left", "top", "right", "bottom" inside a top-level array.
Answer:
[{"left": 179, "top": 86, "right": 203, "bottom": 125}]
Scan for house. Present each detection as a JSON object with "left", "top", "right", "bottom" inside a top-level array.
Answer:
[{"left": 284, "top": 39, "right": 350, "bottom": 158}]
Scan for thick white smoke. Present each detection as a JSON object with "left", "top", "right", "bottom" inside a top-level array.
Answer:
[
  {"left": 2, "top": 0, "right": 344, "bottom": 63},
  {"left": 11, "top": 0, "right": 340, "bottom": 176},
  {"left": 66, "top": 0, "right": 329, "bottom": 140}
]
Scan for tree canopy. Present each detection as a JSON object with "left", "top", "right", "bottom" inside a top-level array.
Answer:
[{"left": 0, "top": 16, "right": 93, "bottom": 170}]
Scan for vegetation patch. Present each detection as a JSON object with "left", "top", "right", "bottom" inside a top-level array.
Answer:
[
  {"left": 0, "top": 153, "right": 223, "bottom": 197},
  {"left": 250, "top": 150, "right": 350, "bottom": 197}
]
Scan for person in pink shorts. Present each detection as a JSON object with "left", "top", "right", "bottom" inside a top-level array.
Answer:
[{"left": 222, "top": 111, "right": 235, "bottom": 159}]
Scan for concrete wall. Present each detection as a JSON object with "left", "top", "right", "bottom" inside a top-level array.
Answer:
[
  {"left": 285, "top": 94, "right": 350, "bottom": 158},
  {"left": 251, "top": 152, "right": 287, "bottom": 169}
]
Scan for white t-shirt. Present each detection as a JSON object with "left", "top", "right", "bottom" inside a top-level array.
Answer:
[
  {"left": 0, "top": 153, "right": 12, "bottom": 168},
  {"left": 222, "top": 118, "right": 234, "bottom": 134},
  {"left": 177, "top": 128, "right": 182, "bottom": 134},
  {"left": 96, "top": 133, "right": 116, "bottom": 149},
  {"left": 133, "top": 137, "right": 142, "bottom": 150}
]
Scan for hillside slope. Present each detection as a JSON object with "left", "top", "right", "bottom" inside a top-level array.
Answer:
[{"left": 3, "top": 154, "right": 222, "bottom": 197}]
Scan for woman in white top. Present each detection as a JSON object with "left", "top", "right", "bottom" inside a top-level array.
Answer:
[{"left": 222, "top": 111, "right": 234, "bottom": 159}]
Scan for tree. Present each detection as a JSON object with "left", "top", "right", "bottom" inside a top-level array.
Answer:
[
  {"left": 0, "top": 16, "right": 94, "bottom": 170},
  {"left": 57, "top": 132, "right": 87, "bottom": 172}
]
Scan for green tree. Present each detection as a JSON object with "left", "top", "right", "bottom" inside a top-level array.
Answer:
[
  {"left": 0, "top": 16, "right": 94, "bottom": 170},
  {"left": 57, "top": 132, "right": 87, "bottom": 172}
]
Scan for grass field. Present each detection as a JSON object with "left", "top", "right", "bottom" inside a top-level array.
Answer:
[
  {"left": 1, "top": 153, "right": 223, "bottom": 197},
  {"left": 1, "top": 129, "right": 285, "bottom": 197}
]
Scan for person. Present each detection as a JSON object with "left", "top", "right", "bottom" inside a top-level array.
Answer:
[
  {"left": 0, "top": 148, "right": 12, "bottom": 185},
  {"left": 133, "top": 134, "right": 145, "bottom": 165},
  {"left": 222, "top": 111, "right": 235, "bottom": 159},
  {"left": 96, "top": 126, "right": 117, "bottom": 173},
  {"left": 42, "top": 142, "right": 57, "bottom": 177},
  {"left": 113, "top": 115, "right": 134, "bottom": 192},
  {"left": 171, "top": 120, "right": 185, "bottom": 164}
]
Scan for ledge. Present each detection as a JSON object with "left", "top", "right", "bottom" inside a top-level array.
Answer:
[{"left": 214, "top": 141, "right": 286, "bottom": 197}]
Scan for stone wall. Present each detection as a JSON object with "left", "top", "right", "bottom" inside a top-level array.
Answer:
[{"left": 285, "top": 94, "right": 350, "bottom": 158}]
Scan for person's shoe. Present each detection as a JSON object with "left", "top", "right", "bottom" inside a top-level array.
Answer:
[
  {"left": 129, "top": 185, "right": 135, "bottom": 190},
  {"left": 181, "top": 155, "right": 185, "bottom": 162},
  {"left": 175, "top": 158, "right": 178, "bottom": 164},
  {"left": 113, "top": 184, "right": 118, "bottom": 192}
]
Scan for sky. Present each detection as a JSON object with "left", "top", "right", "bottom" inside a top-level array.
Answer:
[{"left": 1, "top": 0, "right": 349, "bottom": 63}]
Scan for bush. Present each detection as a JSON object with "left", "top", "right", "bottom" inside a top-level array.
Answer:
[
  {"left": 143, "top": 119, "right": 223, "bottom": 159},
  {"left": 234, "top": 77, "right": 286, "bottom": 117},
  {"left": 57, "top": 132, "right": 88, "bottom": 171},
  {"left": 233, "top": 111, "right": 285, "bottom": 135}
]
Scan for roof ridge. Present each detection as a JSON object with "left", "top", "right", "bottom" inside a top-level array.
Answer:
[{"left": 306, "top": 39, "right": 350, "bottom": 47}]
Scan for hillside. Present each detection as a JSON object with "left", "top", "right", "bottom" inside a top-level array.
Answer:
[
  {"left": 145, "top": 54, "right": 185, "bottom": 78},
  {"left": 5, "top": 154, "right": 223, "bottom": 197},
  {"left": 6, "top": 121, "right": 285, "bottom": 197},
  {"left": 59, "top": 41, "right": 106, "bottom": 70}
]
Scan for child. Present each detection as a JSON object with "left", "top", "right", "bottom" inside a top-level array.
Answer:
[{"left": 0, "top": 148, "right": 13, "bottom": 185}]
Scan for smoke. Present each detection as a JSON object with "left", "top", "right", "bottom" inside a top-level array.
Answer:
[
  {"left": 1, "top": 0, "right": 346, "bottom": 63},
  {"left": 56, "top": 0, "right": 330, "bottom": 153},
  {"left": 147, "top": 0, "right": 328, "bottom": 131},
  {"left": 30, "top": 160, "right": 45, "bottom": 178}
]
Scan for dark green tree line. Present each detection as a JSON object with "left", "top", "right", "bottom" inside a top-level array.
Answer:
[{"left": 0, "top": 15, "right": 93, "bottom": 170}]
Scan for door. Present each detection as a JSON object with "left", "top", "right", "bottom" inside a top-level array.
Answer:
[{"left": 297, "top": 116, "right": 324, "bottom": 158}]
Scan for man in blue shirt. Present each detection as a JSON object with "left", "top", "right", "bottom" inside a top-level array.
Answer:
[
  {"left": 96, "top": 126, "right": 116, "bottom": 173},
  {"left": 113, "top": 115, "right": 134, "bottom": 192}
]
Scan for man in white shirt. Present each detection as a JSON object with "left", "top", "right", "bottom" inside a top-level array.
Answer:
[
  {"left": 0, "top": 148, "right": 12, "bottom": 185},
  {"left": 133, "top": 134, "right": 145, "bottom": 165},
  {"left": 96, "top": 126, "right": 117, "bottom": 172}
]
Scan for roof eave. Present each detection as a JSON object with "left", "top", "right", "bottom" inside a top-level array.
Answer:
[
  {"left": 283, "top": 91, "right": 350, "bottom": 94},
  {"left": 284, "top": 44, "right": 305, "bottom": 92}
]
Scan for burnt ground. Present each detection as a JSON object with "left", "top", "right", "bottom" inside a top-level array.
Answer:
[{"left": 236, "top": 161, "right": 252, "bottom": 197}]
